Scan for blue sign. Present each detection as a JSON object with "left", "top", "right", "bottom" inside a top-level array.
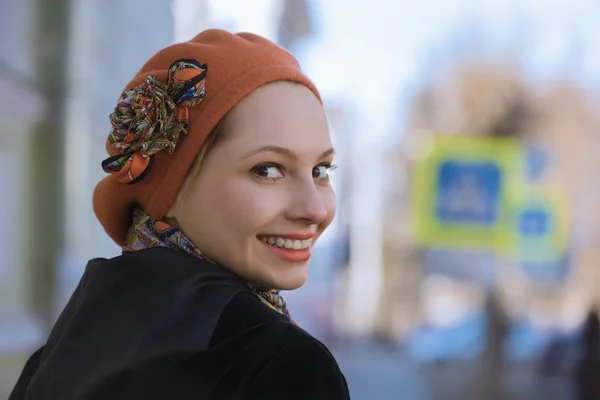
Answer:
[
  {"left": 524, "top": 144, "right": 549, "bottom": 183},
  {"left": 521, "top": 257, "right": 570, "bottom": 283},
  {"left": 435, "top": 161, "right": 501, "bottom": 225},
  {"left": 518, "top": 208, "right": 549, "bottom": 237},
  {"left": 421, "top": 248, "right": 496, "bottom": 289}
]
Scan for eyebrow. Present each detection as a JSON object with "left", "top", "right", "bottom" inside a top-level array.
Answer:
[{"left": 241, "top": 145, "right": 335, "bottom": 161}]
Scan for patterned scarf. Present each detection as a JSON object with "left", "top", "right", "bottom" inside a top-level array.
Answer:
[{"left": 123, "top": 209, "right": 294, "bottom": 322}]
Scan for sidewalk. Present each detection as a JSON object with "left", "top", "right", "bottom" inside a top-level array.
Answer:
[{"left": 327, "top": 338, "right": 574, "bottom": 400}]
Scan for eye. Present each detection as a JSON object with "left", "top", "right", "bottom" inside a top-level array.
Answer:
[
  {"left": 313, "top": 163, "right": 337, "bottom": 180},
  {"left": 251, "top": 163, "right": 285, "bottom": 182}
]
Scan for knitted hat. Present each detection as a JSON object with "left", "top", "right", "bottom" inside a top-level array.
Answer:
[{"left": 93, "top": 29, "right": 321, "bottom": 245}]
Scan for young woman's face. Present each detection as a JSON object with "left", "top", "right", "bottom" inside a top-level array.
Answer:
[{"left": 167, "top": 82, "right": 336, "bottom": 290}]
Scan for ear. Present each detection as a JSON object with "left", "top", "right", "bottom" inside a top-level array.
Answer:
[
  {"left": 163, "top": 197, "right": 181, "bottom": 228},
  {"left": 165, "top": 173, "right": 193, "bottom": 219},
  {"left": 165, "top": 184, "right": 183, "bottom": 220},
  {"left": 165, "top": 203, "right": 177, "bottom": 219}
]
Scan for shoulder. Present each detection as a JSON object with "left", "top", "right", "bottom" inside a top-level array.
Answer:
[
  {"left": 117, "top": 318, "right": 349, "bottom": 400},
  {"left": 211, "top": 292, "right": 350, "bottom": 399},
  {"left": 210, "top": 290, "right": 289, "bottom": 346},
  {"left": 247, "top": 323, "right": 350, "bottom": 399}
]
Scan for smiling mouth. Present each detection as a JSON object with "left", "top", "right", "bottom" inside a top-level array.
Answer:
[
  {"left": 257, "top": 236, "right": 311, "bottom": 250},
  {"left": 257, "top": 236, "right": 312, "bottom": 263}
]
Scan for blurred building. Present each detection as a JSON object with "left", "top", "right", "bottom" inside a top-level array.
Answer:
[
  {"left": 0, "top": 0, "right": 175, "bottom": 396},
  {"left": 0, "top": 0, "right": 49, "bottom": 373}
]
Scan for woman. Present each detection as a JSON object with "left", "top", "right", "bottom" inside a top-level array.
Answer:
[{"left": 10, "top": 29, "right": 350, "bottom": 399}]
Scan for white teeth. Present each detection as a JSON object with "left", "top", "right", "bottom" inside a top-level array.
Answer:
[{"left": 259, "top": 236, "right": 311, "bottom": 250}]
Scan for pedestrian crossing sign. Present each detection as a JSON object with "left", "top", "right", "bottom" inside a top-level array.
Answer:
[{"left": 410, "top": 135, "right": 524, "bottom": 251}]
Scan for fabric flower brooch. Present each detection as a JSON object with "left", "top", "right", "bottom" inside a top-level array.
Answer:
[{"left": 101, "top": 59, "right": 207, "bottom": 184}]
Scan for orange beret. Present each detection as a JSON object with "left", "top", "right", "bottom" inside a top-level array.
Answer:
[{"left": 93, "top": 29, "right": 320, "bottom": 245}]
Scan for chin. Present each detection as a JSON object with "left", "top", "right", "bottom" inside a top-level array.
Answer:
[
  {"left": 276, "top": 279, "right": 306, "bottom": 291},
  {"left": 268, "top": 269, "right": 308, "bottom": 291}
]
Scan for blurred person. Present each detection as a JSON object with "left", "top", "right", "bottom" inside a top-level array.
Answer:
[
  {"left": 575, "top": 310, "right": 600, "bottom": 400},
  {"left": 467, "top": 293, "right": 508, "bottom": 400},
  {"left": 10, "top": 29, "right": 350, "bottom": 400}
]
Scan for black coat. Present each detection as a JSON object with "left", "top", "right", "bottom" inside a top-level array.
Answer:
[{"left": 10, "top": 247, "right": 350, "bottom": 399}]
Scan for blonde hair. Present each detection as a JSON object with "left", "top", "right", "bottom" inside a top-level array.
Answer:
[
  {"left": 178, "top": 122, "right": 224, "bottom": 201},
  {"left": 187, "top": 122, "right": 223, "bottom": 178}
]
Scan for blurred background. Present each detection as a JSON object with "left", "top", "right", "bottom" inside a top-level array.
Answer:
[{"left": 2, "top": 0, "right": 600, "bottom": 398}]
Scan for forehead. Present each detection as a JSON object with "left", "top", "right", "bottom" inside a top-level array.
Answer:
[{"left": 220, "top": 81, "right": 331, "bottom": 151}]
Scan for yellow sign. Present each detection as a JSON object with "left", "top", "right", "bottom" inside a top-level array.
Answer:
[{"left": 410, "top": 135, "right": 524, "bottom": 251}]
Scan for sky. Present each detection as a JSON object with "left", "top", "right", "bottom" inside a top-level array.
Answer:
[
  {"left": 200, "top": 0, "right": 600, "bottom": 115},
  {"left": 306, "top": 0, "right": 600, "bottom": 140}
]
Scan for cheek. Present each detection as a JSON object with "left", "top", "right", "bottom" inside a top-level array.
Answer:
[
  {"left": 208, "top": 180, "right": 282, "bottom": 238},
  {"left": 319, "top": 187, "right": 337, "bottom": 233}
]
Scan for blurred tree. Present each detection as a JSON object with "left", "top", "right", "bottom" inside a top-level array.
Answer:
[
  {"left": 277, "top": 0, "right": 312, "bottom": 50},
  {"left": 25, "top": 0, "right": 71, "bottom": 326},
  {"left": 383, "top": 61, "right": 537, "bottom": 397},
  {"left": 408, "top": 62, "right": 534, "bottom": 137}
]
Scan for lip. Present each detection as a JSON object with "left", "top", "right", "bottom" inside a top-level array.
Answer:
[
  {"left": 258, "top": 238, "right": 312, "bottom": 263},
  {"left": 256, "top": 232, "right": 315, "bottom": 240}
]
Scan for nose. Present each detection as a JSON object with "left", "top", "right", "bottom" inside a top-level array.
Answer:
[{"left": 286, "top": 178, "right": 329, "bottom": 225}]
